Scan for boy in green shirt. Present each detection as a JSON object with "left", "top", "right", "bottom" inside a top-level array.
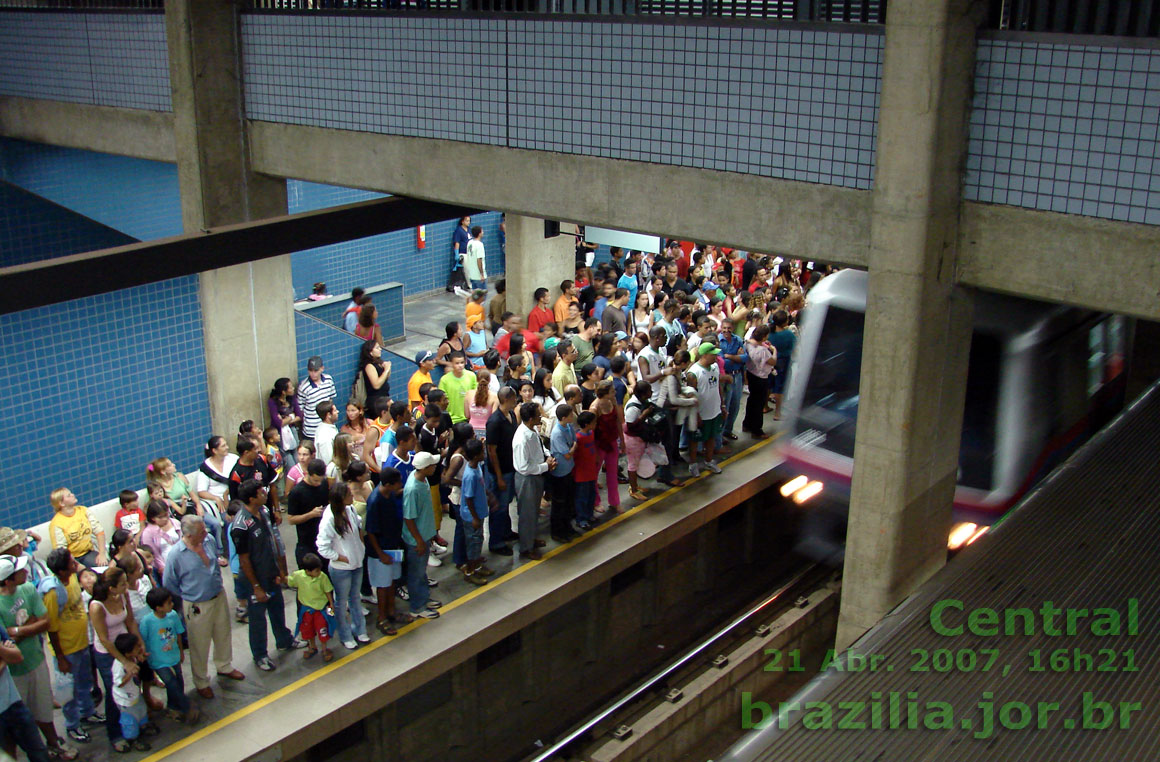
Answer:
[
  {"left": 437, "top": 352, "right": 478, "bottom": 424},
  {"left": 286, "top": 554, "right": 337, "bottom": 663}
]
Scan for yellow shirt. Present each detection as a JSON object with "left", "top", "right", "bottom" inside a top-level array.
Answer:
[
  {"left": 408, "top": 370, "right": 433, "bottom": 410},
  {"left": 466, "top": 301, "right": 484, "bottom": 325},
  {"left": 50, "top": 506, "right": 102, "bottom": 559},
  {"left": 45, "top": 575, "right": 89, "bottom": 655}
]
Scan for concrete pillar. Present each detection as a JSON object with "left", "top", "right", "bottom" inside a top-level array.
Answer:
[
  {"left": 167, "top": 0, "right": 296, "bottom": 437},
  {"left": 835, "top": 0, "right": 983, "bottom": 649},
  {"left": 503, "top": 214, "right": 576, "bottom": 319}
]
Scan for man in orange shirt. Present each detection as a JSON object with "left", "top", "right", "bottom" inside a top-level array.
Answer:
[
  {"left": 465, "top": 289, "right": 486, "bottom": 326},
  {"left": 552, "top": 280, "right": 579, "bottom": 324},
  {"left": 408, "top": 351, "right": 436, "bottom": 411},
  {"left": 527, "top": 288, "right": 554, "bottom": 334}
]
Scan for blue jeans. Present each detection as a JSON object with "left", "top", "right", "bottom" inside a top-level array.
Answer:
[
  {"left": 471, "top": 279, "right": 487, "bottom": 292},
  {"left": 236, "top": 577, "right": 293, "bottom": 660},
  {"left": 463, "top": 519, "right": 484, "bottom": 561},
  {"left": 574, "top": 481, "right": 596, "bottom": 524},
  {"left": 153, "top": 665, "right": 190, "bottom": 714},
  {"left": 721, "top": 371, "right": 744, "bottom": 447},
  {"left": 93, "top": 651, "right": 123, "bottom": 743},
  {"left": 403, "top": 544, "right": 430, "bottom": 614},
  {"left": 61, "top": 648, "right": 95, "bottom": 730},
  {"left": 486, "top": 470, "right": 515, "bottom": 550},
  {"left": 329, "top": 567, "right": 367, "bottom": 643},
  {"left": 1, "top": 699, "right": 49, "bottom": 762},
  {"left": 450, "top": 510, "right": 467, "bottom": 566}
]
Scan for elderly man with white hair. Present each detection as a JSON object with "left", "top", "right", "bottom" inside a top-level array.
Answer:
[{"left": 163, "top": 515, "right": 244, "bottom": 699}]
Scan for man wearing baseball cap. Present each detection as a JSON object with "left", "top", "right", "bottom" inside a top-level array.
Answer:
[
  {"left": 299, "top": 356, "right": 336, "bottom": 441},
  {"left": 686, "top": 343, "right": 724, "bottom": 477},
  {"left": 408, "top": 351, "right": 436, "bottom": 411},
  {"left": 402, "top": 452, "right": 443, "bottom": 619},
  {"left": 0, "top": 554, "right": 75, "bottom": 759}
]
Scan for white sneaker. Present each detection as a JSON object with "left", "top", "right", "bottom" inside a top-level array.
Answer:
[
  {"left": 342, "top": 640, "right": 358, "bottom": 651},
  {"left": 430, "top": 543, "right": 448, "bottom": 556},
  {"left": 427, "top": 554, "right": 442, "bottom": 567},
  {"left": 360, "top": 594, "right": 377, "bottom": 605},
  {"left": 689, "top": 462, "right": 701, "bottom": 477},
  {"left": 705, "top": 461, "right": 722, "bottom": 474},
  {"left": 356, "top": 634, "right": 371, "bottom": 644},
  {"left": 453, "top": 287, "right": 471, "bottom": 298}
]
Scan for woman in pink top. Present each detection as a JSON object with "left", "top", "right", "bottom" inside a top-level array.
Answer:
[
  {"left": 89, "top": 566, "right": 149, "bottom": 751},
  {"left": 139, "top": 500, "right": 181, "bottom": 577},
  {"left": 467, "top": 370, "right": 497, "bottom": 438}
]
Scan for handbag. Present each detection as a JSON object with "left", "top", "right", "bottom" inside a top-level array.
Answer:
[
  {"left": 280, "top": 422, "right": 299, "bottom": 452},
  {"left": 350, "top": 369, "right": 367, "bottom": 408}
]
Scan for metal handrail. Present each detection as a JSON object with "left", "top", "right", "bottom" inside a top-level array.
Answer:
[{"left": 527, "top": 562, "right": 825, "bottom": 762}]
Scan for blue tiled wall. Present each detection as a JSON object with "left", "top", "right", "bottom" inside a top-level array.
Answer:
[
  {"left": 0, "top": 138, "right": 182, "bottom": 241},
  {"left": 966, "top": 40, "right": 1160, "bottom": 224},
  {"left": 287, "top": 180, "right": 506, "bottom": 299},
  {"left": 243, "top": 16, "right": 883, "bottom": 188},
  {"left": 296, "top": 283, "right": 406, "bottom": 342},
  {"left": 0, "top": 182, "right": 135, "bottom": 267},
  {"left": 0, "top": 277, "right": 211, "bottom": 531}
]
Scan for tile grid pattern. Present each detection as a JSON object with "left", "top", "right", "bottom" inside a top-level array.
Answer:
[
  {"left": 243, "top": 16, "right": 883, "bottom": 189},
  {"left": 0, "top": 11, "right": 171, "bottom": 112},
  {"left": 966, "top": 40, "right": 1160, "bottom": 225},
  {"left": 0, "top": 181, "right": 136, "bottom": 267}
]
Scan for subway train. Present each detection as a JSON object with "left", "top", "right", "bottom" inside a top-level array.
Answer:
[{"left": 777, "top": 269, "right": 1129, "bottom": 557}]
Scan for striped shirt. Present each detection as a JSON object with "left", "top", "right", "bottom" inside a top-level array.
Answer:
[{"left": 299, "top": 372, "right": 336, "bottom": 439}]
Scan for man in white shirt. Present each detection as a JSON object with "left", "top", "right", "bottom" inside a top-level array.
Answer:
[
  {"left": 512, "top": 402, "right": 556, "bottom": 561},
  {"left": 299, "top": 356, "right": 336, "bottom": 441},
  {"left": 686, "top": 344, "right": 724, "bottom": 476},
  {"left": 313, "top": 401, "right": 339, "bottom": 467},
  {"left": 465, "top": 225, "right": 487, "bottom": 291}
]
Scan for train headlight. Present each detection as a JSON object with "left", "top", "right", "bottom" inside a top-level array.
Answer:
[
  {"left": 791, "top": 481, "right": 824, "bottom": 504},
  {"left": 780, "top": 476, "right": 809, "bottom": 497},
  {"left": 948, "top": 522, "right": 989, "bottom": 550}
]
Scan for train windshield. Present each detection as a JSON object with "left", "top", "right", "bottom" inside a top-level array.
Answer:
[{"left": 795, "top": 306, "right": 1000, "bottom": 490}]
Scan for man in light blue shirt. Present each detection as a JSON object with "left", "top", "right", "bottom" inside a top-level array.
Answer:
[
  {"left": 402, "top": 453, "right": 441, "bottom": 618},
  {"left": 548, "top": 404, "right": 578, "bottom": 543}
]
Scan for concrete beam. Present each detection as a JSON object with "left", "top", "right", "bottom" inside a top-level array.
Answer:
[
  {"left": 247, "top": 120, "right": 872, "bottom": 268},
  {"left": 958, "top": 201, "right": 1160, "bottom": 321},
  {"left": 0, "top": 96, "right": 175, "bottom": 163}
]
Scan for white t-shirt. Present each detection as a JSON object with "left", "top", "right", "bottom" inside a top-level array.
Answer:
[
  {"left": 689, "top": 362, "right": 722, "bottom": 421},
  {"left": 112, "top": 660, "right": 141, "bottom": 709},
  {"left": 637, "top": 346, "right": 666, "bottom": 404},
  {"left": 196, "top": 455, "right": 239, "bottom": 501}
]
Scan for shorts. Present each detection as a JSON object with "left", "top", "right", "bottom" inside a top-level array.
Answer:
[
  {"left": 12, "top": 658, "right": 53, "bottom": 723},
  {"left": 366, "top": 555, "right": 403, "bottom": 588},
  {"left": 624, "top": 434, "right": 647, "bottom": 473},
  {"left": 698, "top": 415, "right": 724, "bottom": 443},
  {"left": 118, "top": 700, "right": 147, "bottom": 740},
  {"left": 296, "top": 608, "right": 334, "bottom": 643}
]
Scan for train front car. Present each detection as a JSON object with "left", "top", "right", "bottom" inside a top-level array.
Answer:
[{"left": 774, "top": 269, "right": 1128, "bottom": 562}]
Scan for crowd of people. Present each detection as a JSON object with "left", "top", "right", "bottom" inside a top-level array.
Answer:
[{"left": 0, "top": 227, "right": 824, "bottom": 761}]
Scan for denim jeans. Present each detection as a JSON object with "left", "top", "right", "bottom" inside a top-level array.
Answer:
[
  {"left": 462, "top": 520, "right": 484, "bottom": 561},
  {"left": 470, "top": 279, "right": 487, "bottom": 292},
  {"left": 403, "top": 545, "right": 431, "bottom": 613},
  {"left": 721, "top": 371, "right": 744, "bottom": 446},
  {"left": 486, "top": 470, "right": 515, "bottom": 550},
  {"left": 153, "top": 665, "right": 190, "bottom": 714},
  {"left": 0, "top": 699, "right": 49, "bottom": 762},
  {"left": 236, "top": 577, "right": 293, "bottom": 660},
  {"left": 450, "top": 510, "right": 468, "bottom": 567},
  {"left": 92, "top": 650, "right": 123, "bottom": 742},
  {"left": 574, "top": 481, "right": 596, "bottom": 524},
  {"left": 61, "top": 648, "right": 95, "bottom": 730},
  {"left": 329, "top": 567, "right": 367, "bottom": 643}
]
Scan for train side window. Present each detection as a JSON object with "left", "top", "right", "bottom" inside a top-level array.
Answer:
[{"left": 1087, "top": 323, "right": 1106, "bottom": 397}]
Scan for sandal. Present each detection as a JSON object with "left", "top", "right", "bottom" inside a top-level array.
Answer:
[
  {"left": 132, "top": 740, "right": 152, "bottom": 752},
  {"left": 302, "top": 646, "right": 318, "bottom": 660},
  {"left": 47, "top": 743, "right": 79, "bottom": 760},
  {"left": 140, "top": 722, "right": 161, "bottom": 737},
  {"left": 111, "top": 739, "right": 131, "bottom": 754},
  {"left": 629, "top": 489, "right": 648, "bottom": 501},
  {"left": 390, "top": 612, "right": 415, "bottom": 625},
  {"left": 376, "top": 620, "right": 398, "bottom": 636},
  {"left": 321, "top": 649, "right": 334, "bottom": 663}
]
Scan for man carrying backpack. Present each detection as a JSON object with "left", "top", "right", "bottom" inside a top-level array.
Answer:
[{"left": 623, "top": 381, "right": 682, "bottom": 500}]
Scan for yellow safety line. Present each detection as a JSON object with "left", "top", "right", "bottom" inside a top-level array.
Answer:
[{"left": 143, "top": 433, "right": 780, "bottom": 760}]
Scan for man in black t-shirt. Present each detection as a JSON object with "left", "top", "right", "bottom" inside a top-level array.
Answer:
[
  {"left": 228, "top": 436, "right": 279, "bottom": 513},
  {"left": 484, "top": 387, "right": 520, "bottom": 555},
  {"left": 286, "top": 459, "right": 329, "bottom": 570}
]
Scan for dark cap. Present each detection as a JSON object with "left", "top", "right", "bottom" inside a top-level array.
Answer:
[{"left": 307, "top": 356, "right": 324, "bottom": 371}]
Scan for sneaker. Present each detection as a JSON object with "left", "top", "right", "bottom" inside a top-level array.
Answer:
[
  {"left": 415, "top": 609, "right": 440, "bottom": 619},
  {"left": 705, "top": 461, "right": 722, "bottom": 474},
  {"left": 356, "top": 633, "right": 371, "bottom": 644},
  {"left": 360, "top": 594, "right": 377, "bottom": 605},
  {"left": 66, "top": 728, "right": 91, "bottom": 744},
  {"left": 426, "top": 599, "right": 443, "bottom": 609},
  {"left": 689, "top": 462, "right": 701, "bottom": 477},
  {"left": 427, "top": 554, "right": 442, "bottom": 567},
  {"left": 453, "top": 287, "right": 471, "bottom": 298},
  {"left": 342, "top": 640, "right": 358, "bottom": 651},
  {"left": 427, "top": 577, "right": 439, "bottom": 588},
  {"left": 464, "top": 572, "right": 488, "bottom": 586},
  {"left": 397, "top": 586, "right": 410, "bottom": 601},
  {"left": 278, "top": 638, "right": 308, "bottom": 651},
  {"left": 81, "top": 712, "right": 105, "bottom": 726},
  {"left": 430, "top": 542, "right": 448, "bottom": 556},
  {"left": 255, "top": 657, "right": 276, "bottom": 672},
  {"left": 475, "top": 565, "right": 496, "bottom": 577}
]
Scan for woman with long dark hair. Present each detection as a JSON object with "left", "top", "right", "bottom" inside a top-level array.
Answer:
[
  {"left": 266, "top": 377, "right": 303, "bottom": 449},
  {"left": 359, "top": 339, "right": 391, "bottom": 410},
  {"left": 354, "top": 303, "right": 384, "bottom": 346},
  {"left": 433, "top": 321, "right": 465, "bottom": 385},
  {"left": 316, "top": 482, "right": 368, "bottom": 651},
  {"left": 440, "top": 422, "right": 480, "bottom": 579}
]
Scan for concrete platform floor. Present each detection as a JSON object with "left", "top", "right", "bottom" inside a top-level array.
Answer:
[
  {"left": 51, "top": 288, "right": 782, "bottom": 762},
  {"left": 388, "top": 286, "right": 492, "bottom": 363}
]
